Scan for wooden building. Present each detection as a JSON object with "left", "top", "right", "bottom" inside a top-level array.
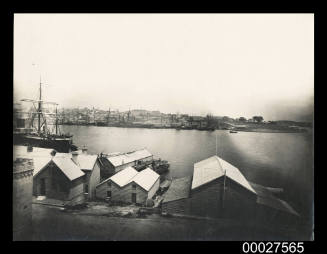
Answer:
[
  {"left": 162, "top": 155, "right": 299, "bottom": 220},
  {"left": 104, "top": 149, "right": 153, "bottom": 173},
  {"left": 33, "top": 156, "right": 85, "bottom": 205},
  {"left": 162, "top": 156, "right": 258, "bottom": 218},
  {"left": 14, "top": 145, "right": 103, "bottom": 203},
  {"left": 95, "top": 167, "right": 160, "bottom": 204},
  {"left": 71, "top": 149, "right": 100, "bottom": 199}
]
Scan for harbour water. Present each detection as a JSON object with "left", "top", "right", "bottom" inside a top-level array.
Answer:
[{"left": 61, "top": 125, "right": 313, "bottom": 221}]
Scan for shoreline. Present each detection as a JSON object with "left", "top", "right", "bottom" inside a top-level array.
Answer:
[{"left": 60, "top": 124, "right": 310, "bottom": 134}]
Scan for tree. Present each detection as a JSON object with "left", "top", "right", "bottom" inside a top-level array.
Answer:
[
  {"left": 239, "top": 117, "right": 247, "bottom": 122},
  {"left": 252, "top": 116, "right": 264, "bottom": 123}
]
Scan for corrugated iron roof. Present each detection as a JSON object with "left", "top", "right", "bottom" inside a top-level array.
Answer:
[
  {"left": 132, "top": 167, "right": 160, "bottom": 191},
  {"left": 162, "top": 176, "right": 192, "bottom": 203},
  {"left": 191, "top": 155, "right": 256, "bottom": 194},
  {"left": 107, "top": 149, "right": 152, "bottom": 167}
]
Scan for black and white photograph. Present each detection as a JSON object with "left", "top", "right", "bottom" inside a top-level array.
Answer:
[{"left": 13, "top": 13, "right": 314, "bottom": 241}]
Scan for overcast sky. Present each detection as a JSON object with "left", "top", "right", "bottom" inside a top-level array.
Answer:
[{"left": 14, "top": 14, "right": 314, "bottom": 121}]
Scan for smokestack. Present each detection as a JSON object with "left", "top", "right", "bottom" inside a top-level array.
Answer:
[{"left": 71, "top": 151, "right": 79, "bottom": 165}]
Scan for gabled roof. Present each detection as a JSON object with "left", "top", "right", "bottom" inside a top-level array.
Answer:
[
  {"left": 132, "top": 167, "right": 160, "bottom": 191},
  {"left": 34, "top": 157, "right": 85, "bottom": 181},
  {"left": 109, "top": 166, "right": 139, "bottom": 187},
  {"left": 52, "top": 157, "right": 85, "bottom": 181},
  {"left": 162, "top": 176, "right": 192, "bottom": 203},
  {"left": 96, "top": 166, "right": 159, "bottom": 192},
  {"left": 73, "top": 154, "right": 98, "bottom": 170},
  {"left": 107, "top": 149, "right": 152, "bottom": 167},
  {"left": 192, "top": 156, "right": 256, "bottom": 194}
]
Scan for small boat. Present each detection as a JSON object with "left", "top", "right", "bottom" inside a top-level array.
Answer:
[
  {"left": 229, "top": 130, "right": 238, "bottom": 133},
  {"left": 151, "top": 159, "right": 170, "bottom": 174}
]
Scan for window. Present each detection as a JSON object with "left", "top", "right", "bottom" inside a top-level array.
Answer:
[
  {"left": 107, "top": 182, "right": 111, "bottom": 188},
  {"left": 132, "top": 193, "right": 136, "bottom": 203},
  {"left": 132, "top": 183, "right": 136, "bottom": 190},
  {"left": 84, "top": 184, "right": 89, "bottom": 194},
  {"left": 107, "top": 191, "right": 111, "bottom": 198}
]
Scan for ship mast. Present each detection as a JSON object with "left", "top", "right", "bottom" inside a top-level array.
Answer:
[{"left": 38, "top": 76, "right": 42, "bottom": 134}]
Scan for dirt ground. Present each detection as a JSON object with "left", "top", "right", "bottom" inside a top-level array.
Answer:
[{"left": 31, "top": 203, "right": 311, "bottom": 241}]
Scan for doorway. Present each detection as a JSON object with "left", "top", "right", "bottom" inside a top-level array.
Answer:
[{"left": 132, "top": 193, "right": 136, "bottom": 203}]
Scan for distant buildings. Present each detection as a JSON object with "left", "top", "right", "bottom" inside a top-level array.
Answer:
[{"left": 95, "top": 167, "right": 160, "bottom": 204}]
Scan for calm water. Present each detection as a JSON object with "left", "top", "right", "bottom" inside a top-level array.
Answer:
[{"left": 62, "top": 125, "right": 314, "bottom": 220}]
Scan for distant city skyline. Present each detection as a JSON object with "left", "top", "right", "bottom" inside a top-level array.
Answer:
[{"left": 14, "top": 14, "right": 314, "bottom": 122}]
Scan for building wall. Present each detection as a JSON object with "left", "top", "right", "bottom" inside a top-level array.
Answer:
[
  {"left": 33, "top": 162, "right": 70, "bottom": 200},
  {"left": 87, "top": 161, "right": 101, "bottom": 199},
  {"left": 95, "top": 178, "right": 158, "bottom": 205},
  {"left": 13, "top": 160, "right": 34, "bottom": 241},
  {"left": 33, "top": 161, "right": 85, "bottom": 205},
  {"left": 68, "top": 177, "right": 85, "bottom": 205},
  {"left": 168, "top": 178, "right": 258, "bottom": 219},
  {"left": 147, "top": 178, "right": 160, "bottom": 200},
  {"left": 162, "top": 198, "right": 192, "bottom": 215}
]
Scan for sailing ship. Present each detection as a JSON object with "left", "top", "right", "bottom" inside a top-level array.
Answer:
[{"left": 13, "top": 77, "right": 78, "bottom": 152}]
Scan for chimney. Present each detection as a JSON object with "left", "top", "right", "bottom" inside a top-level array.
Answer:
[
  {"left": 82, "top": 146, "right": 88, "bottom": 154},
  {"left": 71, "top": 151, "right": 79, "bottom": 165},
  {"left": 50, "top": 150, "right": 57, "bottom": 158},
  {"left": 27, "top": 145, "right": 33, "bottom": 153}
]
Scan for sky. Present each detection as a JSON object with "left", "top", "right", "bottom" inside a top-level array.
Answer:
[{"left": 14, "top": 14, "right": 314, "bottom": 121}]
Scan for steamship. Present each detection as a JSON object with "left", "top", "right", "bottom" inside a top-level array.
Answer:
[{"left": 13, "top": 77, "right": 78, "bottom": 153}]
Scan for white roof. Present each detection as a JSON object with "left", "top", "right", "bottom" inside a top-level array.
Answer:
[
  {"left": 52, "top": 157, "right": 85, "bottom": 181},
  {"left": 192, "top": 156, "right": 256, "bottom": 194},
  {"left": 107, "top": 149, "right": 152, "bottom": 167},
  {"left": 32, "top": 157, "right": 52, "bottom": 175},
  {"left": 13, "top": 145, "right": 54, "bottom": 160},
  {"left": 74, "top": 154, "right": 98, "bottom": 170},
  {"left": 109, "top": 166, "right": 139, "bottom": 187},
  {"left": 14, "top": 146, "right": 85, "bottom": 181},
  {"left": 132, "top": 167, "right": 160, "bottom": 191},
  {"left": 97, "top": 167, "right": 159, "bottom": 192}
]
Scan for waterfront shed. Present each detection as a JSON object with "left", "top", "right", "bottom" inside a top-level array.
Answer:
[
  {"left": 105, "top": 149, "right": 153, "bottom": 173},
  {"left": 189, "top": 155, "right": 257, "bottom": 218},
  {"left": 33, "top": 156, "right": 86, "bottom": 205},
  {"left": 70, "top": 151, "right": 100, "bottom": 199},
  {"left": 95, "top": 167, "right": 160, "bottom": 204}
]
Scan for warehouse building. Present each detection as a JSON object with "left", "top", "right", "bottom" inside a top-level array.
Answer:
[
  {"left": 162, "top": 155, "right": 299, "bottom": 220},
  {"left": 14, "top": 145, "right": 102, "bottom": 204},
  {"left": 104, "top": 149, "right": 153, "bottom": 173},
  {"left": 95, "top": 166, "right": 160, "bottom": 204},
  {"left": 33, "top": 155, "right": 86, "bottom": 205}
]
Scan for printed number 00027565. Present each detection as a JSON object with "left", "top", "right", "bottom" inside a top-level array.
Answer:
[{"left": 242, "top": 242, "right": 304, "bottom": 253}]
